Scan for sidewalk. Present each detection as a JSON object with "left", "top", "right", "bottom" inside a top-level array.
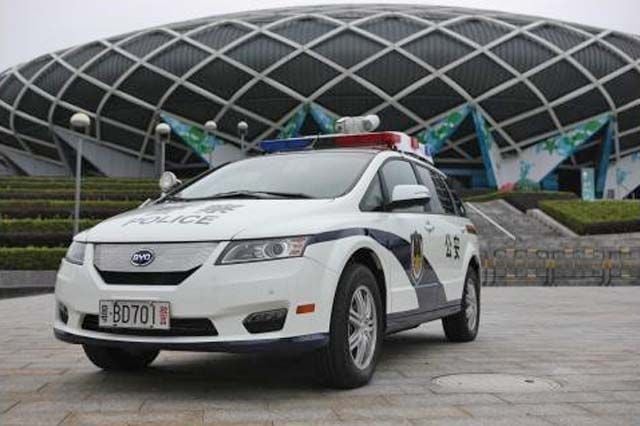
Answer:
[{"left": 1, "top": 288, "right": 639, "bottom": 425}]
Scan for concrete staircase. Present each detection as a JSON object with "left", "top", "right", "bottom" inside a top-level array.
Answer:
[
  {"left": 465, "top": 199, "right": 640, "bottom": 286},
  {"left": 466, "top": 200, "right": 562, "bottom": 250}
]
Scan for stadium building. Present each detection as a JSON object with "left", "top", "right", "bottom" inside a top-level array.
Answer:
[{"left": 1, "top": 4, "right": 639, "bottom": 197}]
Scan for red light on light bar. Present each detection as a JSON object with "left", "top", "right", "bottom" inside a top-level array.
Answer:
[{"left": 333, "top": 132, "right": 403, "bottom": 148}]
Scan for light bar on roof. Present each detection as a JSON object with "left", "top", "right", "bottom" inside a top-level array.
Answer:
[{"left": 260, "top": 131, "right": 433, "bottom": 164}]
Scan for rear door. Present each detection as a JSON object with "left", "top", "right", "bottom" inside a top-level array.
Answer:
[{"left": 414, "top": 165, "right": 466, "bottom": 301}]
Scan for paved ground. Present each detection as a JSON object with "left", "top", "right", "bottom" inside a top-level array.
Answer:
[{"left": 1, "top": 288, "right": 639, "bottom": 426}]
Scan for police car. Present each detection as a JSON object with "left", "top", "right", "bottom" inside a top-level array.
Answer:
[{"left": 54, "top": 119, "right": 481, "bottom": 388}]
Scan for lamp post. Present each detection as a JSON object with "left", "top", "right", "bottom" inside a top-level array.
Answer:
[
  {"left": 237, "top": 121, "right": 248, "bottom": 151},
  {"left": 204, "top": 120, "right": 217, "bottom": 169},
  {"left": 69, "top": 112, "right": 91, "bottom": 236},
  {"left": 154, "top": 123, "right": 171, "bottom": 178}
]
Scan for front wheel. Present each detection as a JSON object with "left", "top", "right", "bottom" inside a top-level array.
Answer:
[
  {"left": 314, "top": 263, "right": 383, "bottom": 389},
  {"left": 442, "top": 267, "right": 480, "bottom": 342},
  {"left": 83, "top": 345, "right": 159, "bottom": 371}
]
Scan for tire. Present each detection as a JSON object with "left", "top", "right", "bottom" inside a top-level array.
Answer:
[
  {"left": 442, "top": 267, "right": 480, "bottom": 342},
  {"left": 83, "top": 344, "right": 159, "bottom": 371},
  {"left": 314, "top": 262, "right": 383, "bottom": 389}
]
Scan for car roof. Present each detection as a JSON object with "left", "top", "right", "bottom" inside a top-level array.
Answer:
[{"left": 266, "top": 147, "right": 445, "bottom": 177}]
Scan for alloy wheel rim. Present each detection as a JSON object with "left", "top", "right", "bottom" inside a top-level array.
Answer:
[
  {"left": 348, "top": 285, "right": 377, "bottom": 370},
  {"left": 465, "top": 278, "right": 478, "bottom": 331}
]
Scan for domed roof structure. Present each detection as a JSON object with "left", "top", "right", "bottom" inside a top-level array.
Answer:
[{"left": 0, "top": 4, "right": 639, "bottom": 183}]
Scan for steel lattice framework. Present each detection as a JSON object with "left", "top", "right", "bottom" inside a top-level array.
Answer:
[{"left": 0, "top": 4, "right": 639, "bottom": 176}]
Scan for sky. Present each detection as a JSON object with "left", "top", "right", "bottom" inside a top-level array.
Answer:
[{"left": 1, "top": 0, "right": 638, "bottom": 71}]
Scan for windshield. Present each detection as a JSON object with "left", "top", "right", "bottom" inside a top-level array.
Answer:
[{"left": 174, "top": 151, "right": 374, "bottom": 200}]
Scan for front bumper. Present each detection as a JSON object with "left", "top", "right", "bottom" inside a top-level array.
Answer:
[
  {"left": 54, "top": 328, "right": 329, "bottom": 353},
  {"left": 54, "top": 242, "right": 339, "bottom": 351}
]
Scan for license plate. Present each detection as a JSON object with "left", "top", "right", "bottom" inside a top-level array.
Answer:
[{"left": 99, "top": 300, "right": 170, "bottom": 330}]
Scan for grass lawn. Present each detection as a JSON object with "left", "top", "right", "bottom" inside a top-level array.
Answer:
[{"left": 540, "top": 200, "right": 640, "bottom": 234}]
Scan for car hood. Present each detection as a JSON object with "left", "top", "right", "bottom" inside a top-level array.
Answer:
[{"left": 84, "top": 198, "right": 338, "bottom": 243}]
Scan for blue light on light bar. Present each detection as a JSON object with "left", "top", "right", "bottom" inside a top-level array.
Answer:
[{"left": 260, "top": 137, "right": 316, "bottom": 152}]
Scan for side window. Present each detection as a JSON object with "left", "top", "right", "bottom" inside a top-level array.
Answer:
[
  {"left": 451, "top": 191, "right": 467, "bottom": 217},
  {"left": 380, "top": 160, "right": 422, "bottom": 213},
  {"left": 360, "top": 174, "right": 385, "bottom": 212},
  {"left": 430, "top": 170, "right": 456, "bottom": 215},
  {"left": 415, "top": 166, "right": 444, "bottom": 214}
]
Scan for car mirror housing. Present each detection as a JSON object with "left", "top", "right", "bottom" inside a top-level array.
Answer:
[{"left": 389, "top": 184, "right": 431, "bottom": 209}]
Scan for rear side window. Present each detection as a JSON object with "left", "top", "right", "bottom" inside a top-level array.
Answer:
[
  {"left": 452, "top": 191, "right": 467, "bottom": 217},
  {"left": 380, "top": 160, "right": 422, "bottom": 213},
  {"left": 415, "top": 166, "right": 444, "bottom": 214},
  {"left": 429, "top": 170, "right": 456, "bottom": 215}
]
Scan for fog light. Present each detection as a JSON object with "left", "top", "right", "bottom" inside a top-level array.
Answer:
[
  {"left": 243, "top": 308, "right": 287, "bottom": 334},
  {"left": 58, "top": 303, "right": 68, "bottom": 324}
]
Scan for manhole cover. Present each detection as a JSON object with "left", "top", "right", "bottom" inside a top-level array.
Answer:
[{"left": 433, "top": 373, "right": 561, "bottom": 393}]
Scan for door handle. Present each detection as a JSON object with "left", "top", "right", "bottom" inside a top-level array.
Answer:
[{"left": 424, "top": 221, "right": 435, "bottom": 233}]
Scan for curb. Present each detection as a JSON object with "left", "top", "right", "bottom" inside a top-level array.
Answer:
[{"left": 0, "top": 270, "right": 56, "bottom": 299}]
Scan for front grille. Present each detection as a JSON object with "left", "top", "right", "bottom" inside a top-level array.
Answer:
[
  {"left": 82, "top": 315, "right": 218, "bottom": 337},
  {"left": 93, "top": 242, "right": 217, "bottom": 273},
  {"left": 95, "top": 266, "right": 199, "bottom": 285}
]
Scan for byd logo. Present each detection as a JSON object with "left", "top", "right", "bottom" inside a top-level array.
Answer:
[{"left": 130, "top": 249, "right": 155, "bottom": 267}]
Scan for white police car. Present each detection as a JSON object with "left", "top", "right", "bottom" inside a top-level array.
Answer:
[{"left": 54, "top": 129, "right": 481, "bottom": 388}]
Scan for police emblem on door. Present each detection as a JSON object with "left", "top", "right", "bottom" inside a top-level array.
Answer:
[{"left": 410, "top": 231, "right": 424, "bottom": 284}]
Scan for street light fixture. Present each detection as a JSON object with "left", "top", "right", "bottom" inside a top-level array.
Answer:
[
  {"left": 69, "top": 112, "right": 91, "bottom": 236},
  {"left": 154, "top": 123, "right": 171, "bottom": 178},
  {"left": 204, "top": 120, "right": 217, "bottom": 169},
  {"left": 237, "top": 121, "right": 248, "bottom": 151}
]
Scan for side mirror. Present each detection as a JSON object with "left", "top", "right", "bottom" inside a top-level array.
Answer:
[
  {"left": 390, "top": 184, "right": 431, "bottom": 209},
  {"left": 159, "top": 171, "right": 181, "bottom": 194}
]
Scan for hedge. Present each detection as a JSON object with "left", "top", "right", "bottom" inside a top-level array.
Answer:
[
  {"left": 0, "top": 177, "right": 156, "bottom": 185},
  {"left": 0, "top": 218, "right": 100, "bottom": 233},
  {"left": 0, "top": 189, "right": 156, "bottom": 201},
  {"left": 0, "top": 219, "right": 100, "bottom": 247},
  {"left": 0, "top": 247, "right": 66, "bottom": 270},
  {"left": 0, "top": 200, "right": 139, "bottom": 219},
  {"left": 0, "top": 232, "right": 72, "bottom": 248},
  {"left": 0, "top": 182, "right": 158, "bottom": 192},
  {"left": 540, "top": 200, "right": 640, "bottom": 235}
]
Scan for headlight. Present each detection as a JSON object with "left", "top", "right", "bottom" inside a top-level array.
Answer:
[
  {"left": 217, "top": 236, "right": 308, "bottom": 264},
  {"left": 65, "top": 242, "right": 87, "bottom": 265}
]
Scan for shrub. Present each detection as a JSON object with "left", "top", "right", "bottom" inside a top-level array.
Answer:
[
  {"left": 0, "top": 219, "right": 100, "bottom": 247},
  {"left": 0, "top": 247, "right": 66, "bottom": 270},
  {"left": 0, "top": 218, "right": 99, "bottom": 233},
  {"left": 0, "top": 200, "right": 139, "bottom": 219},
  {"left": 540, "top": 200, "right": 640, "bottom": 235},
  {"left": 0, "top": 189, "right": 156, "bottom": 201}
]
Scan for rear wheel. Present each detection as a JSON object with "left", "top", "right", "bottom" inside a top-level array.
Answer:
[
  {"left": 314, "top": 263, "right": 383, "bottom": 389},
  {"left": 83, "top": 345, "right": 159, "bottom": 371},
  {"left": 442, "top": 267, "right": 480, "bottom": 342}
]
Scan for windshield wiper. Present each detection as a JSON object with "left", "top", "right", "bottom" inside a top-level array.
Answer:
[{"left": 174, "top": 190, "right": 314, "bottom": 201}]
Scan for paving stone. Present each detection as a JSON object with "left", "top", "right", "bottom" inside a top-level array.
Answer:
[
  {"left": 458, "top": 403, "right": 590, "bottom": 418},
  {"left": 335, "top": 405, "right": 469, "bottom": 421},
  {"left": 0, "top": 289, "right": 638, "bottom": 424},
  {"left": 60, "top": 410, "right": 204, "bottom": 425},
  {"left": 410, "top": 418, "right": 553, "bottom": 426},
  {"left": 0, "top": 400, "right": 19, "bottom": 413},
  {"left": 540, "top": 415, "right": 639, "bottom": 426},
  {"left": 0, "top": 409, "right": 71, "bottom": 426},
  {"left": 575, "top": 401, "right": 640, "bottom": 415}
]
